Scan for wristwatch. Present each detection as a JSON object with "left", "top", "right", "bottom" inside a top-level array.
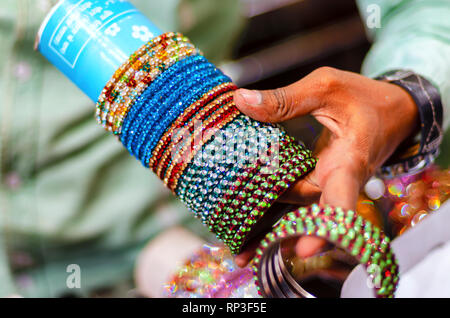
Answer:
[{"left": 376, "top": 70, "right": 444, "bottom": 178}]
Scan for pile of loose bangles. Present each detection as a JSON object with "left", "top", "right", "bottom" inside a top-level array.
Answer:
[{"left": 95, "top": 32, "right": 399, "bottom": 298}]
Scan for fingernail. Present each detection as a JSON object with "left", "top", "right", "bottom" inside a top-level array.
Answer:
[{"left": 238, "top": 89, "right": 262, "bottom": 106}]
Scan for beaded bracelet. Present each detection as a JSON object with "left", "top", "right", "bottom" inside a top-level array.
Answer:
[
  {"left": 119, "top": 55, "right": 206, "bottom": 142},
  {"left": 175, "top": 114, "right": 275, "bottom": 222},
  {"left": 175, "top": 116, "right": 257, "bottom": 220},
  {"left": 122, "top": 70, "right": 231, "bottom": 167},
  {"left": 174, "top": 114, "right": 283, "bottom": 205},
  {"left": 154, "top": 94, "right": 236, "bottom": 178},
  {"left": 207, "top": 134, "right": 290, "bottom": 220},
  {"left": 186, "top": 137, "right": 292, "bottom": 225},
  {"left": 153, "top": 90, "right": 236, "bottom": 173},
  {"left": 108, "top": 44, "right": 197, "bottom": 133},
  {"left": 222, "top": 156, "right": 317, "bottom": 252},
  {"left": 139, "top": 73, "right": 231, "bottom": 167},
  {"left": 216, "top": 146, "right": 311, "bottom": 231},
  {"left": 120, "top": 56, "right": 212, "bottom": 160},
  {"left": 177, "top": 115, "right": 250, "bottom": 202},
  {"left": 208, "top": 142, "right": 305, "bottom": 240},
  {"left": 105, "top": 41, "right": 196, "bottom": 124},
  {"left": 252, "top": 204, "right": 399, "bottom": 298},
  {"left": 97, "top": 33, "right": 193, "bottom": 119},
  {"left": 122, "top": 61, "right": 225, "bottom": 163}
]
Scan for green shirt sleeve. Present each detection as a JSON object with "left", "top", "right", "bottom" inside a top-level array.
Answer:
[{"left": 357, "top": 0, "right": 450, "bottom": 131}]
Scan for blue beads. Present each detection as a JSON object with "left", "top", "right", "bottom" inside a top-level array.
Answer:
[
  {"left": 120, "top": 54, "right": 232, "bottom": 168},
  {"left": 121, "top": 55, "right": 206, "bottom": 154}
]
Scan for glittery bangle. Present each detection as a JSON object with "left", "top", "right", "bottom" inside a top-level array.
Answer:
[
  {"left": 176, "top": 115, "right": 284, "bottom": 223},
  {"left": 252, "top": 204, "right": 400, "bottom": 298},
  {"left": 169, "top": 109, "right": 242, "bottom": 193},
  {"left": 124, "top": 60, "right": 218, "bottom": 160},
  {"left": 139, "top": 73, "right": 231, "bottom": 167},
  {"left": 119, "top": 55, "right": 208, "bottom": 152},
  {"left": 107, "top": 44, "right": 197, "bottom": 133},
  {"left": 172, "top": 112, "right": 288, "bottom": 199},
  {"left": 160, "top": 100, "right": 238, "bottom": 183},
  {"left": 120, "top": 55, "right": 213, "bottom": 160},
  {"left": 104, "top": 41, "right": 195, "bottom": 120},
  {"left": 97, "top": 34, "right": 194, "bottom": 116},
  {"left": 125, "top": 69, "right": 230, "bottom": 166},
  {"left": 218, "top": 152, "right": 316, "bottom": 248},
  {"left": 175, "top": 115, "right": 258, "bottom": 220}
]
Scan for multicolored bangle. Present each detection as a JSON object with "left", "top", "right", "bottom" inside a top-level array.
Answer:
[{"left": 228, "top": 157, "right": 317, "bottom": 253}]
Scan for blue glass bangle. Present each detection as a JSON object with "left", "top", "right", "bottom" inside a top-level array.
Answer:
[
  {"left": 129, "top": 66, "right": 219, "bottom": 164},
  {"left": 120, "top": 55, "right": 207, "bottom": 152},
  {"left": 139, "top": 72, "right": 231, "bottom": 167},
  {"left": 123, "top": 70, "right": 228, "bottom": 167},
  {"left": 120, "top": 55, "right": 203, "bottom": 142},
  {"left": 121, "top": 57, "right": 208, "bottom": 157},
  {"left": 121, "top": 59, "right": 224, "bottom": 164}
]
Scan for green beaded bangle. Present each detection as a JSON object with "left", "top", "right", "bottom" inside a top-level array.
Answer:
[{"left": 252, "top": 204, "right": 399, "bottom": 298}]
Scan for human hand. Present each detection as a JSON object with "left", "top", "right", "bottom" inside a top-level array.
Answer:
[{"left": 234, "top": 67, "right": 419, "bottom": 267}]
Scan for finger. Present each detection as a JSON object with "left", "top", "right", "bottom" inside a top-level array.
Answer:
[
  {"left": 234, "top": 84, "right": 321, "bottom": 123},
  {"left": 235, "top": 240, "right": 260, "bottom": 267},
  {"left": 235, "top": 250, "right": 254, "bottom": 268},
  {"left": 295, "top": 236, "right": 328, "bottom": 258},
  {"left": 279, "top": 170, "right": 321, "bottom": 205}
]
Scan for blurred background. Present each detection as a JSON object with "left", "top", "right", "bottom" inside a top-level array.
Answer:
[{"left": 0, "top": 0, "right": 448, "bottom": 298}]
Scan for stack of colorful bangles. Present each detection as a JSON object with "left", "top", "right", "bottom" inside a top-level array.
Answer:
[{"left": 95, "top": 32, "right": 399, "bottom": 298}]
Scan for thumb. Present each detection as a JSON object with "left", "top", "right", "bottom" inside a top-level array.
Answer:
[{"left": 234, "top": 84, "right": 318, "bottom": 123}]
